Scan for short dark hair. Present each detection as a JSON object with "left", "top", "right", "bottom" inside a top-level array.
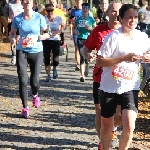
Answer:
[
  {"left": 138, "top": 0, "right": 145, "bottom": 7},
  {"left": 45, "top": 3, "right": 54, "bottom": 8},
  {"left": 119, "top": 4, "right": 137, "bottom": 19}
]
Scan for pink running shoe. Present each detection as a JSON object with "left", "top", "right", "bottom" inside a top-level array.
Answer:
[
  {"left": 33, "top": 95, "right": 40, "bottom": 108},
  {"left": 20, "top": 107, "right": 29, "bottom": 118}
]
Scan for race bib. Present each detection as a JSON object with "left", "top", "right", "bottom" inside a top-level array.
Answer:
[
  {"left": 22, "top": 36, "right": 37, "bottom": 48},
  {"left": 78, "top": 20, "right": 87, "bottom": 27},
  {"left": 112, "top": 65, "right": 134, "bottom": 81}
]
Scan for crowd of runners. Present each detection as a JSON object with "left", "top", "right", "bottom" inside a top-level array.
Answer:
[{"left": 0, "top": 0, "right": 150, "bottom": 149}]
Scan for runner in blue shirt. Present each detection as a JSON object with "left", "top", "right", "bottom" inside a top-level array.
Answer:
[{"left": 9, "top": 0, "right": 50, "bottom": 118}]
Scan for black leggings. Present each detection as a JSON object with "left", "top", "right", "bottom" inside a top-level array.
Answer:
[
  {"left": 16, "top": 50, "right": 43, "bottom": 108},
  {"left": 43, "top": 40, "right": 60, "bottom": 66},
  {"left": 77, "top": 38, "right": 88, "bottom": 65}
]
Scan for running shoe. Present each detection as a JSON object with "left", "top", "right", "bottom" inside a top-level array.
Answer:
[
  {"left": 53, "top": 69, "right": 58, "bottom": 79},
  {"left": 84, "top": 68, "right": 89, "bottom": 77},
  {"left": 110, "top": 131, "right": 118, "bottom": 148},
  {"left": 20, "top": 106, "right": 29, "bottom": 118},
  {"left": 11, "top": 56, "right": 16, "bottom": 65},
  {"left": 80, "top": 76, "right": 85, "bottom": 82},
  {"left": 75, "top": 65, "right": 80, "bottom": 71},
  {"left": 33, "top": 95, "right": 40, "bottom": 108},
  {"left": 45, "top": 75, "right": 51, "bottom": 82},
  {"left": 98, "top": 142, "right": 102, "bottom": 150}
]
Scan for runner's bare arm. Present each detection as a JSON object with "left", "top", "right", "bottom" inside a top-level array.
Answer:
[
  {"left": 96, "top": 54, "right": 141, "bottom": 68},
  {"left": 82, "top": 46, "right": 96, "bottom": 63},
  {"left": 9, "top": 29, "right": 17, "bottom": 47},
  {"left": 82, "top": 46, "right": 91, "bottom": 58}
]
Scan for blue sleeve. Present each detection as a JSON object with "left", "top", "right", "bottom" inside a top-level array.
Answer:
[
  {"left": 11, "top": 17, "right": 18, "bottom": 30},
  {"left": 40, "top": 14, "right": 47, "bottom": 30},
  {"left": 71, "top": 9, "right": 75, "bottom": 18}
]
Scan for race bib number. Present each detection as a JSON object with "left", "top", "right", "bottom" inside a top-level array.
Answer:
[
  {"left": 78, "top": 20, "right": 87, "bottom": 27},
  {"left": 112, "top": 65, "right": 134, "bottom": 80},
  {"left": 22, "top": 36, "right": 37, "bottom": 48}
]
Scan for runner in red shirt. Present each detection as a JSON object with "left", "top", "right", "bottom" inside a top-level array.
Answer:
[{"left": 83, "top": 1, "right": 122, "bottom": 149}]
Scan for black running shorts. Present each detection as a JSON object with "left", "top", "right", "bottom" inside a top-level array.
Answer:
[{"left": 100, "top": 90, "right": 139, "bottom": 118}]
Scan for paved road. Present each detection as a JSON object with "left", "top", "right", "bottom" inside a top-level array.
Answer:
[{"left": 0, "top": 31, "right": 149, "bottom": 150}]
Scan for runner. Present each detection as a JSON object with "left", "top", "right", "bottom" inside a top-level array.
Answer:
[
  {"left": 43, "top": 3, "right": 63, "bottom": 82},
  {"left": 97, "top": 0, "right": 108, "bottom": 24},
  {"left": 9, "top": 0, "right": 49, "bottom": 118},
  {"left": 83, "top": 1, "right": 122, "bottom": 149},
  {"left": 74, "top": 2, "right": 96, "bottom": 82},
  {"left": 70, "top": 0, "right": 83, "bottom": 71},
  {"left": 3, "top": 0, "right": 23, "bottom": 64},
  {"left": 138, "top": 0, "right": 150, "bottom": 24},
  {"left": 96, "top": 4, "right": 150, "bottom": 149},
  {"left": 40, "top": 0, "right": 65, "bottom": 27}
]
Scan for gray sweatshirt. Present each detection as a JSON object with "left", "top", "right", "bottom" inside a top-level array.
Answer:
[{"left": 3, "top": 0, "right": 23, "bottom": 20}]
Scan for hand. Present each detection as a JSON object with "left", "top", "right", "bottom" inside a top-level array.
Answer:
[
  {"left": 125, "top": 53, "right": 141, "bottom": 62},
  {"left": 142, "top": 51, "right": 150, "bottom": 63},
  {"left": 87, "top": 53, "right": 97, "bottom": 63},
  {"left": 11, "top": 38, "right": 16, "bottom": 48},
  {"left": 85, "top": 24, "right": 92, "bottom": 31}
]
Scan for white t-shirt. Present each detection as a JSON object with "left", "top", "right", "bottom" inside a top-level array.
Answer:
[
  {"left": 138, "top": 7, "right": 150, "bottom": 24},
  {"left": 44, "top": 15, "right": 62, "bottom": 40},
  {"left": 97, "top": 27, "right": 150, "bottom": 94}
]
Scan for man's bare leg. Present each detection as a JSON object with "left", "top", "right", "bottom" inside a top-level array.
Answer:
[
  {"left": 101, "top": 116, "right": 114, "bottom": 150},
  {"left": 119, "top": 109, "right": 137, "bottom": 150}
]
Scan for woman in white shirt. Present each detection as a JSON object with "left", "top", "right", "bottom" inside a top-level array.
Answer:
[{"left": 43, "top": 3, "right": 63, "bottom": 82}]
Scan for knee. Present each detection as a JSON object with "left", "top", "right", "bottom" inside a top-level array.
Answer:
[
  {"left": 123, "top": 123, "right": 135, "bottom": 133},
  {"left": 101, "top": 118, "right": 113, "bottom": 132},
  {"left": 20, "top": 77, "right": 28, "bottom": 87}
]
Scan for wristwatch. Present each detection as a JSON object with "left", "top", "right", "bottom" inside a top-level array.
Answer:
[{"left": 38, "top": 35, "right": 42, "bottom": 41}]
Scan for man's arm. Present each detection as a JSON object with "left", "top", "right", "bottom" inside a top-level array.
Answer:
[
  {"left": 82, "top": 46, "right": 96, "bottom": 62},
  {"left": 96, "top": 53, "right": 141, "bottom": 68}
]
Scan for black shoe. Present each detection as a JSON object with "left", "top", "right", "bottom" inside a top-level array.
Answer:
[
  {"left": 75, "top": 66, "right": 80, "bottom": 71},
  {"left": 80, "top": 76, "right": 85, "bottom": 82}
]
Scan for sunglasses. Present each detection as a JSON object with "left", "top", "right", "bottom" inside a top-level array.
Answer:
[
  {"left": 82, "top": 6, "right": 89, "bottom": 9},
  {"left": 46, "top": 9, "right": 54, "bottom": 12}
]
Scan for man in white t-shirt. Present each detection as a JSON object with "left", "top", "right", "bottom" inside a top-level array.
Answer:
[{"left": 96, "top": 4, "right": 150, "bottom": 149}]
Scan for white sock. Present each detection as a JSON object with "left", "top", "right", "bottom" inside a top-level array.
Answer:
[
  {"left": 33, "top": 94, "right": 37, "bottom": 98},
  {"left": 112, "top": 126, "right": 117, "bottom": 131}
]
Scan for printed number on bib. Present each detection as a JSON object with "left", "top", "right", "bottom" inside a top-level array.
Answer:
[
  {"left": 78, "top": 20, "right": 87, "bottom": 27},
  {"left": 22, "top": 36, "right": 37, "bottom": 48},
  {"left": 112, "top": 65, "right": 134, "bottom": 80}
]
